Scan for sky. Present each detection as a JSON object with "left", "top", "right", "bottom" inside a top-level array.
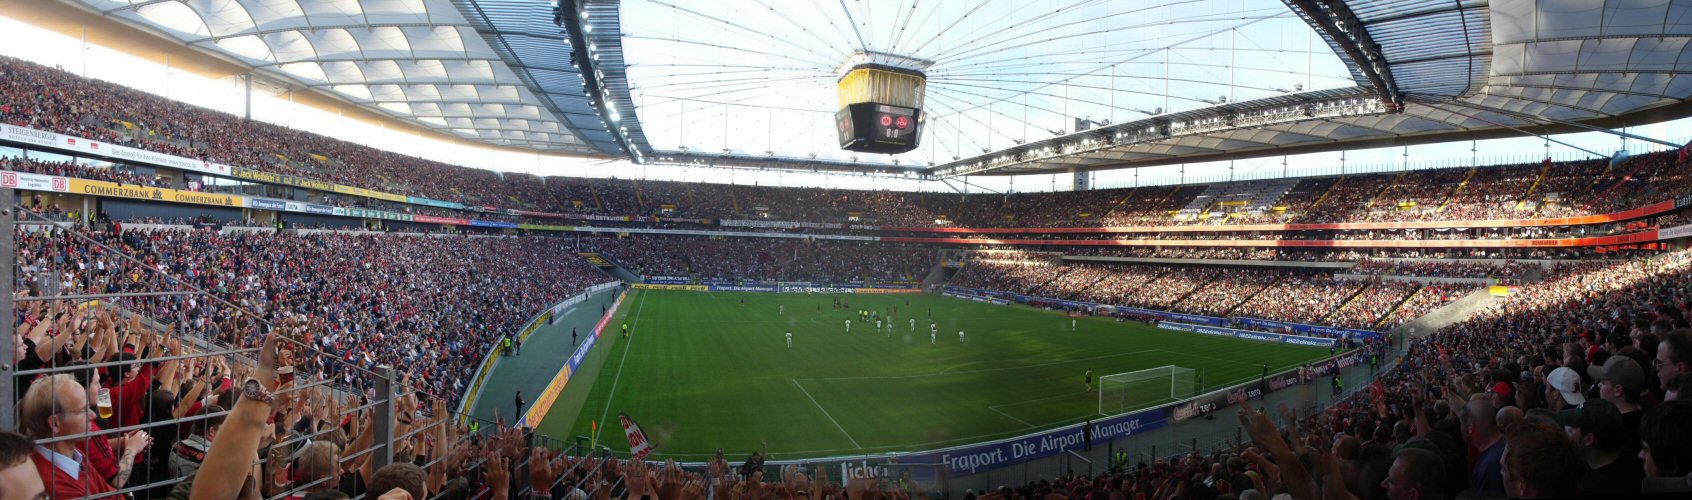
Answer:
[{"left": 0, "top": 5, "right": 1687, "bottom": 194}]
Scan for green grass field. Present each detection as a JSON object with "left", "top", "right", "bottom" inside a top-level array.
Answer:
[{"left": 537, "top": 290, "right": 1331, "bottom": 460}]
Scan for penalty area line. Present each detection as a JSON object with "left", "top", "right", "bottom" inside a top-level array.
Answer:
[
  {"left": 792, "top": 379, "right": 862, "bottom": 450},
  {"left": 988, "top": 405, "right": 1036, "bottom": 428}
]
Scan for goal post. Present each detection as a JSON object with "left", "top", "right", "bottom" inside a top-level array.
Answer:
[{"left": 1098, "top": 365, "right": 1199, "bottom": 416}]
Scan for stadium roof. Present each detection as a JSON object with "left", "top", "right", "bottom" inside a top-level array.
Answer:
[
  {"left": 63, "top": 0, "right": 621, "bottom": 155},
  {"left": 601, "top": 0, "right": 1692, "bottom": 177},
  {"left": 57, "top": 1, "right": 1692, "bottom": 177},
  {"left": 922, "top": 0, "right": 1692, "bottom": 177}
]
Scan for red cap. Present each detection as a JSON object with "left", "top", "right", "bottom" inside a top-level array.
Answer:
[{"left": 1490, "top": 382, "right": 1514, "bottom": 398}]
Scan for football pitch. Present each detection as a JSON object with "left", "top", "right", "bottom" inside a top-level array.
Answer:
[{"left": 536, "top": 290, "right": 1332, "bottom": 460}]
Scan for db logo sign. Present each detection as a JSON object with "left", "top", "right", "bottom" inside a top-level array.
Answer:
[
  {"left": 1, "top": 172, "right": 15, "bottom": 187},
  {"left": 52, "top": 178, "right": 66, "bottom": 191}
]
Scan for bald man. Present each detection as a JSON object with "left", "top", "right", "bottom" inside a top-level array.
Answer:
[
  {"left": 1495, "top": 406, "right": 1524, "bottom": 433},
  {"left": 1463, "top": 398, "right": 1506, "bottom": 496}
]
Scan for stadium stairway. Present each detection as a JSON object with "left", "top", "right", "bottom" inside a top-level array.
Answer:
[
  {"left": 921, "top": 250, "right": 955, "bottom": 290},
  {"left": 605, "top": 264, "right": 643, "bottom": 284},
  {"left": 586, "top": 252, "right": 644, "bottom": 284},
  {"left": 1390, "top": 287, "right": 1502, "bottom": 338}
]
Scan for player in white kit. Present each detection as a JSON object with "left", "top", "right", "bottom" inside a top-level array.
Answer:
[
  {"left": 959, "top": 330, "right": 966, "bottom": 342},
  {"left": 786, "top": 331, "right": 792, "bottom": 348},
  {"left": 844, "top": 319, "right": 851, "bottom": 332}
]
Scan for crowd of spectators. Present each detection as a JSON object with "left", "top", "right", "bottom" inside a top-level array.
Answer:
[
  {"left": 943, "top": 250, "right": 1692, "bottom": 500},
  {"left": 1325, "top": 281, "right": 1420, "bottom": 330},
  {"left": 950, "top": 261, "right": 1467, "bottom": 332},
  {"left": 1068, "top": 264, "right": 1172, "bottom": 306},
  {"left": 587, "top": 236, "right": 935, "bottom": 283},
  {"left": 2, "top": 155, "right": 168, "bottom": 188},
  {"left": 14, "top": 233, "right": 1687, "bottom": 500},
  {"left": 1170, "top": 269, "right": 1280, "bottom": 317},
  {"left": 1375, "top": 283, "right": 1467, "bottom": 328},
  {"left": 17, "top": 225, "right": 609, "bottom": 403},
  {"left": 1026, "top": 264, "right": 1108, "bottom": 300},
  {"left": 946, "top": 260, "right": 1065, "bottom": 295},
  {"left": 14, "top": 38, "right": 1692, "bottom": 500},
  {"left": 1350, "top": 259, "right": 1530, "bottom": 279},
  {"left": 1231, "top": 274, "right": 1364, "bottom": 325},
  {"left": 1124, "top": 267, "right": 1228, "bottom": 310}
]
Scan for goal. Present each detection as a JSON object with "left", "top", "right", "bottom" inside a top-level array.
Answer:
[{"left": 1098, "top": 365, "right": 1199, "bottom": 415}]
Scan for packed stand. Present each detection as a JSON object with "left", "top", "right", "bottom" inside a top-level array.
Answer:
[
  {"left": 17, "top": 225, "right": 609, "bottom": 402},
  {"left": 1169, "top": 269, "right": 1281, "bottom": 317},
  {"left": 3, "top": 155, "right": 167, "bottom": 188},
  {"left": 965, "top": 250, "right": 1692, "bottom": 500},
  {"left": 1324, "top": 280, "right": 1420, "bottom": 330},
  {"left": 588, "top": 236, "right": 935, "bottom": 283},
  {"left": 1350, "top": 259, "right": 1528, "bottom": 279},
  {"left": 1374, "top": 283, "right": 1467, "bottom": 328},
  {"left": 947, "top": 260, "right": 1065, "bottom": 295},
  {"left": 1231, "top": 274, "right": 1364, "bottom": 325}
]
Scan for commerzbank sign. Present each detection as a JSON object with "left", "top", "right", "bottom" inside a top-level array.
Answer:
[{"left": 70, "top": 179, "right": 244, "bottom": 207}]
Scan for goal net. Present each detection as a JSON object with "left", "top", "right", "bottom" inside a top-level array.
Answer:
[{"left": 1099, "top": 365, "right": 1199, "bottom": 415}]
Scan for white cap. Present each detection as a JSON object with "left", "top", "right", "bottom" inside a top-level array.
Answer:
[{"left": 1547, "top": 367, "right": 1587, "bottom": 406}]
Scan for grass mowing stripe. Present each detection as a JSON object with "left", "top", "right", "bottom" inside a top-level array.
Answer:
[
  {"left": 792, "top": 379, "right": 862, "bottom": 449},
  {"left": 591, "top": 290, "right": 649, "bottom": 445},
  {"left": 796, "top": 349, "right": 1161, "bottom": 382},
  {"left": 550, "top": 291, "right": 1334, "bottom": 459}
]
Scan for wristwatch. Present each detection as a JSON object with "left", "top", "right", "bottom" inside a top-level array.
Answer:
[{"left": 243, "top": 378, "right": 275, "bottom": 405}]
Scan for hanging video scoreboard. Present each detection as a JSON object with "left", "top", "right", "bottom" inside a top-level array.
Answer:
[{"left": 837, "top": 103, "right": 922, "bottom": 154}]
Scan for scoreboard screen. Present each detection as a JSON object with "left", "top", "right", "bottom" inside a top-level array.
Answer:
[{"left": 837, "top": 102, "right": 921, "bottom": 154}]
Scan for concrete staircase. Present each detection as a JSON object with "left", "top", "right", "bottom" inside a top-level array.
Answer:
[
  {"left": 1393, "top": 287, "right": 1503, "bottom": 338},
  {"left": 921, "top": 249, "right": 961, "bottom": 290}
]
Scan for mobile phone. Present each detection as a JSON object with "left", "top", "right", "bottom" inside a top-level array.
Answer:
[{"left": 278, "top": 366, "right": 294, "bottom": 385}]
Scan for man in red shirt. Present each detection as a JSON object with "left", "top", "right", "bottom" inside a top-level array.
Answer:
[
  {"left": 106, "top": 351, "right": 156, "bottom": 430},
  {"left": 19, "top": 374, "right": 118, "bottom": 499}
]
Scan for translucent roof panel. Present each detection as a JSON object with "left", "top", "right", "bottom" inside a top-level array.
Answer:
[
  {"left": 927, "top": 0, "right": 1692, "bottom": 177},
  {"left": 618, "top": 0, "right": 1356, "bottom": 167},
  {"left": 72, "top": 0, "right": 604, "bottom": 154}
]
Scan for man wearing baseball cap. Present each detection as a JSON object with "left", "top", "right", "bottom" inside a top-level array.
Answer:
[
  {"left": 1591, "top": 355, "right": 1649, "bottom": 462},
  {"left": 1555, "top": 399, "right": 1642, "bottom": 495},
  {"left": 1592, "top": 355, "right": 1647, "bottom": 426},
  {"left": 1545, "top": 366, "right": 1585, "bottom": 410},
  {"left": 1488, "top": 382, "right": 1515, "bottom": 409}
]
